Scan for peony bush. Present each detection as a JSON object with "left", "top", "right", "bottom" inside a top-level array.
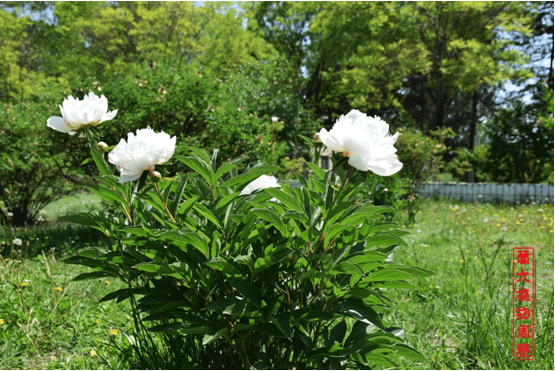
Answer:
[{"left": 49, "top": 94, "right": 430, "bottom": 369}]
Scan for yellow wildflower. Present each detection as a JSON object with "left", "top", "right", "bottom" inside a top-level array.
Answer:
[
  {"left": 55, "top": 287, "right": 63, "bottom": 292},
  {"left": 95, "top": 319, "right": 100, "bottom": 324},
  {"left": 109, "top": 329, "right": 119, "bottom": 336},
  {"left": 21, "top": 283, "right": 29, "bottom": 287},
  {"left": 105, "top": 281, "right": 110, "bottom": 285},
  {"left": 90, "top": 349, "right": 97, "bottom": 356},
  {"left": 0, "top": 319, "right": 4, "bottom": 325},
  {"left": 460, "top": 259, "right": 465, "bottom": 263},
  {"left": 497, "top": 223, "right": 501, "bottom": 227},
  {"left": 516, "top": 221, "right": 520, "bottom": 225}
]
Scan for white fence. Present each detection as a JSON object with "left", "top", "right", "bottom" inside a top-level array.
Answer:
[{"left": 419, "top": 182, "right": 554, "bottom": 204}]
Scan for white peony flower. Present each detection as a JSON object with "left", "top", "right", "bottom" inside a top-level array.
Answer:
[
  {"left": 316, "top": 109, "right": 402, "bottom": 176},
  {"left": 13, "top": 238, "right": 22, "bottom": 246},
  {"left": 47, "top": 92, "right": 118, "bottom": 135},
  {"left": 240, "top": 175, "right": 281, "bottom": 196},
  {"left": 108, "top": 127, "right": 176, "bottom": 183}
]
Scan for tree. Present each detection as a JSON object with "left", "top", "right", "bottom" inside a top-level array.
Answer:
[{"left": 485, "top": 84, "right": 554, "bottom": 184}]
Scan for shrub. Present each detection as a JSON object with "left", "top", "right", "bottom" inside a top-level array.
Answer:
[
  {"left": 445, "top": 144, "right": 491, "bottom": 183},
  {"left": 0, "top": 94, "right": 81, "bottom": 226},
  {"left": 75, "top": 62, "right": 288, "bottom": 170},
  {"left": 57, "top": 121, "right": 428, "bottom": 368}
]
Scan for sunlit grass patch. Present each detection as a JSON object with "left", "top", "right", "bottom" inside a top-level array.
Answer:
[{"left": 390, "top": 199, "right": 554, "bottom": 370}]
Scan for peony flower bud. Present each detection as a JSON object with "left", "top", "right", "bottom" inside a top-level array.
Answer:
[
  {"left": 97, "top": 142, "right": 109, "bottom": 152},
  {"left": 150, "top": 171, "right": 162, "bottom": 182}
]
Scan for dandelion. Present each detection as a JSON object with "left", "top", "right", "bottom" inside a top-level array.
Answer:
[
  {"left": 90, "top": 349, "right": 97, "bottom": 357},
  {"left": 516, "top": 221, "right": 520, "bottom": 225},
  {"left": 0, "top": 319, "right": 4, "bottom": 325},
  {"left": 109, "top": 329, "right": 119, "bottom": 336},
  {"left": 105, "top": 280, "right": 110, "bottom": 285},
  {"left": 55, "top": 287, "right": 63, "bottom": 292},
  {"left": 460, "top": 259, "right": 465, "bottom": 263},
  {"left": 497, "top": 223, "right": 501, "bottom": 227},
  {"left": 95, "top": 319, "right": 100, "bottom": 324},
  {"left": 21, "top": 283, "right": 29, "bottom": 287},
  {"left": 494, "top": 213, "right": 498, "bottom": 216},
  {"left": 550, "top": 230, "right": 553, "bottom": 233},
  {"left": 12, "top": 238, "right": 22, "bottom": 246}
]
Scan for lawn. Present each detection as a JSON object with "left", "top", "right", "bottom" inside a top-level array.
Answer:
[{"left": 0, "top": 194, "right": 553, "bottom": 369}]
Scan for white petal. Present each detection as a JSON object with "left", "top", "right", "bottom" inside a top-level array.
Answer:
[
  {"left": 101, "top": 109, "right": 118, "bottom": 122},
  {"left": 119, "top": 173, "right": 143, "bottom": 183},
  {"left": 348, "top": 155, "right": 369, "bottom": 171},
  {"left": 367, "top": 156, "right": 403, "bottom": 176},
  {"left": 47, "top": 116, "right": 72, "bottom": 133}
]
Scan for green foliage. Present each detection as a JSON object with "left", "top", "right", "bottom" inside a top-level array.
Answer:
[
  {"left": 0, "top": 92, "right": 82, "bottom": 226},
  {"left": 446, "top": 144, "right": 492, "bottom": 183},
  {"left": 485, "top": 86, "right": 554, "bottom": 184},
  {"left": 74, "top": 62, "right": 287, "bottom": 169},
  {"left": 394, "top": 128, "right": 453, "bottom": 220},
  {"left": 227, "top": 59, "right": 321, "bottom": 161},
  {"left": 59, "top": 129, "right": 427, "bottom": 368}
]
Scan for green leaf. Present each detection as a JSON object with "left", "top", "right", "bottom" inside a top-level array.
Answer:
[
  {"left": 305, "top": 162, "right": 326, "bottom": 180},
  {"left": 214, "top": 162, "right": 236, "bottom": 181},
  {"left": 177, "top": 195, "right": 200, "bottom": 215},
  {"left": 158, "top": 230, "right": 209, "bottom": 257},
  {"left": 263, "top": 188, "right": 305, "bottom": 214},
  {"left": 339, "top": 299, "right": 384, "bottom": 329},
  {"left": 205, "top": 256, "right": 241, "bottom": 276},
  {"left": 169, "top": 174, "right": 189, "bottom": 216},
  {"left": 390, "top": 344, "right": 426, "bottom": 361},
  {"left": 222, "top": 165, "right": 280, "bottom": 189},
  {"left": 364, "top": 268, "right": 416, "bottom": 282},
  {"left": 133, "top": 263, "right": 181, "bottom": 278},
  {"left": 175, "top": 155, "right": 214, "bottom": 185},
  {"left": 72, "top": 271, "right": 116, "bottom": 281},
  {"left": 193, "top": 204, "right": 222, "bottom": 229},
  {"left": 227, "top": 278, "right": 263, "bottom": 307},
  {"left": 223, "top": 301, "right": 260, "bottom": 317},
  {"left": 249, "top": 208, "right": 287, "bottom": 236},
  {"left": 365, "top": 234, "right": 407, "bottom": 248},
  {"left": 208, "top": 296, "right": 242, "bottom": 310}
]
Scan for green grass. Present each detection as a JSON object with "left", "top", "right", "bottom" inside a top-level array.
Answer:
[
  {"left": 0, "top": 252, "right": 133, "bottom": 369},
  {"left": 0, "top": 192, "right": 128, "bottom": 370},
  {"left": 389, "top": 199, "right": 554, "bottom": 370},
  {"left": 1, "top": 193, "right": 553, "bottom": 369}
]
